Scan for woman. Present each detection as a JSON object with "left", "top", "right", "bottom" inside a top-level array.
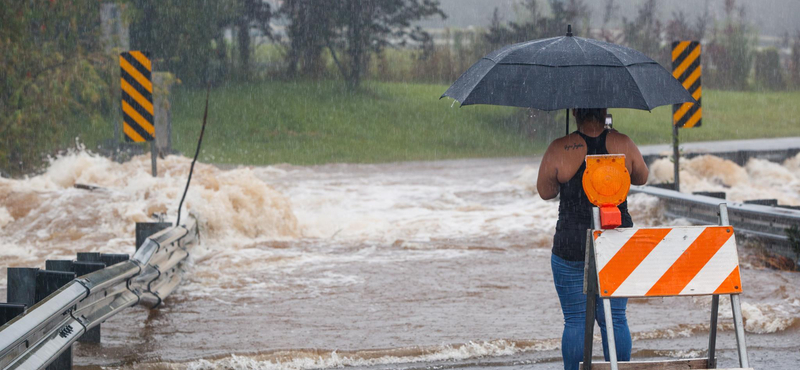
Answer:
[{"left": 536, "top": 108, "right": 649, "bottom": 370}]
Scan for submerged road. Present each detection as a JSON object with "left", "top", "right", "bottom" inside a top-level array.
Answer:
[{"left": 1, "top": 138, "right": 798, "bottom": 370}]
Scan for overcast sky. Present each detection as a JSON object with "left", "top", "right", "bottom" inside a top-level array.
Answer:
[{"left": 416, "top": 0, "right": 800, "bottom": 38}]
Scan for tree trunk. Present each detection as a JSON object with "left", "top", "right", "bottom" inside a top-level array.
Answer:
[{"left": 237, "top": 22, "right": 250, "bottom": 80}]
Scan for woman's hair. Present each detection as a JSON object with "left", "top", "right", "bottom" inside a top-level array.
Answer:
[{"left": 574, "top": 108, "right": 605, "bottom": 124}]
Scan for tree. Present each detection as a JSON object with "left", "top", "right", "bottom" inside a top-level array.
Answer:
[
  {"left": 483, "top": 0, "right": 589, "bottom": 47},
  {"left": 666, "top": 9, "right": 709, "bottom": 44},
  {"left": 791, "top": 31, "right": 800, "bottom": 89},
  {"left": 234, "top": 0, "right": 272, "bottom": 80},
  {"left": 599, "top": 0, "right": 621, "bottom": 43},
  {"left": 755, "top": 48, "right": 785, "bottom": 90},
  {"left": 0, "top": 0, "right": 112, "bottom": 175},
  {"left": 325, "top": 0, "right": 446, "bottom": 90},
  {"left": 128, "top": 0, "right": 272, "bottom": 86},
  {"left": 705, "top": 0, "right": 755, "bottom": 90},
  {"left": 278, "top": 0, "right": 334, "bottom": 78},
  {"left": 622, "top": 0, "right": 663, "bottom": 64},
  {"left": 484, "top": 7, "right": 513, "bottom": 50}
]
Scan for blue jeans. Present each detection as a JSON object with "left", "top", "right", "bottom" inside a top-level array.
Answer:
[{"left": 551, "top": 254, "right": 631, "bottom": 370}]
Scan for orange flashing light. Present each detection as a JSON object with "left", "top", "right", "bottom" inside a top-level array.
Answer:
[{"left": 582, "top": 154, "right": 630, "bottom": 229}]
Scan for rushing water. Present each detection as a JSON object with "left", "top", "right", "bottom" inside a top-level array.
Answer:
[{"left": 1, "top": 151, "right": 799, "bottom": 370}]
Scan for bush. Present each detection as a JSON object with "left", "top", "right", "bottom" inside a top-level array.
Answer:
[
  {"left": 0, "top": 1, "right": 113, "bottom": 176},
  {"left": 754, "top": 48, "right": 785, "bottom": 90}
]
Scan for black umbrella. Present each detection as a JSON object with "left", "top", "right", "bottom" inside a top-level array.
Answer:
[{"left": 442, "top": 26, "right": 696, "bottom": 135}]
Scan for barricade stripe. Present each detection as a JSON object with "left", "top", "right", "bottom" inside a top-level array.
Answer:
[
  {"left": 120, "top": 56, "right": 153, "bottom": 93},
  {"left": 683, "top": 108, "right": 703, "bottom": 128},
  {"left": 671, "top": 42, "right": 694, "bottom": 69},
  {"left": 682, "top": 67, "right": 702, "bottom": 90},
  {"left": 673, "top": 102, "right": 694, "bottom": 122},
  {"left": 672, "top": 44, "right": 700, "bottom": 80},
  {"left": 692, "top": 87, "right": 702, "bottom": 102},
  {"left": 671, "top": 41, "right": 691, "bottom": 62},
  {"left": 120, "top": 73, "right": 153, "bottom": 105},
  {"left": 129, "top": 50, "right": 152, "bottom": 71},
  {"left": 714, "top": 266, "right": 743, "bottom": 294},
  {"left": 123, "top": 115, "right": 155, "bottom": 142},
  {"left": 680, "top": 236, "right": 739, "bottom": 295},
  {"left": 597, "top": 228, "right": 672, "bottom": 296},
  {"left": 122, "top": 100, "right": 155, "bottom": 135},
  {"left": 610, "top": 227, "right": 704, "bottom": 297},
  {"left": 675, "top": 58, "right": 700, "bottom": 81},
  {"left": 122, "top": 91, "right": 155, "bottom": 124},
  {"left": 123, "top": 122, "right": 146, "bottom": 142},
  {"left": 646, "top": 227, "right": 733, "bottom": 296},
  {"left": 121, "top": 94, "right": 155, "bottom": 127},
  {"left": 120, "top": 53, "right": 152, "bottom": 87},
  {"left": 675, "top": 102, "right": 701, "bottom": 127},
  {"left": 121, "top": 79, "right": 154, "bottom": 115}
]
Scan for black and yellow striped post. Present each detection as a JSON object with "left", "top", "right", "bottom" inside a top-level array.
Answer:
[
  {"left": 120, "top": 50, "right": 158, "bottom": 176},
  {"left": 670, "top": 41, "right": 702, "bottom": 191},
  {"left": 672, "top": 41, "right": 702, "bottom": 128}
]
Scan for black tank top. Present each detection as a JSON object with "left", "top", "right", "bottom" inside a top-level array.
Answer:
[{"left": 552, "top": 130, "right": 633, "bottom": 261}]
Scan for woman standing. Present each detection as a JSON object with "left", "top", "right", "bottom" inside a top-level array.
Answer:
[{"left": 536, "top": 108, "right": 649, "bottom": 370}]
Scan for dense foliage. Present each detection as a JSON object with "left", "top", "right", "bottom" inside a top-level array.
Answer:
[
  {"left": 0, "top": 0, "right": 113, "bottom": 176},
  {"left": 128, "top": 0, "right": 272, "bottom": 86},
  {"left": 278, "top": 0, "right": 445, "bottom": 89}
]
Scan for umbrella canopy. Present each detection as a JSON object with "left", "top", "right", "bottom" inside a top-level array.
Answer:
[{"left": 442, "top": 33, "right": 696, "bottom": 111}]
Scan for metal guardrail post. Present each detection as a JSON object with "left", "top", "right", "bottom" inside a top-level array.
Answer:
[
  {"left": 7, "top": 268, "right": 38, "bottom": 309},
  {"left": 73, "top": 261, "right": 106, "bottom": 344},
  {"left": 630, "top": 185, "right": 800, "bottom": 256},
  {"left": 0, "top": 219, "right": 198, "bottom": 370},
  {"left": 35, "top": 271, "right": 76, "bottom": 370},
  {"left": 135, "top": 222, "right": 172, "bottom": 250},
  {"left": 0, "top": 305, "right": 25, "bottom": 327},
  {"left": 45, "top": 261, "right": 74, "bottom": 274}
]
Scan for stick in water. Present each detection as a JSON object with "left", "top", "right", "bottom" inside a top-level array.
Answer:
[{"left": 176, "top": 85, "right": 210, "bottom": 226}]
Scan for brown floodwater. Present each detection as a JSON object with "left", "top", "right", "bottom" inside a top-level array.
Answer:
[{"left": 1, "top": 152, "right": 798, "bottom": 370}]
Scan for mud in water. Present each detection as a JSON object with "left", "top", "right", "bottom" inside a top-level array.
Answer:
[{"left": 1, "top": 152, "right": 799, "bottom": 370}]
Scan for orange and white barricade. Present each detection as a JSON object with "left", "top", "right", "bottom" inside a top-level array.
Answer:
[{"left": 580, "top": 155, "right": 751, "bottom": 370}]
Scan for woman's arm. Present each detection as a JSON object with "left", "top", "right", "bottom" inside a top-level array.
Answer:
[
  {"left": 537, "top": 142, "right": 561, "bottom": 200},
  {"left": 624, "top": 136, "right": 649, "bottom": 185},
  {"left": 607, "top": 131, "right": 649, "bottom": 186}
]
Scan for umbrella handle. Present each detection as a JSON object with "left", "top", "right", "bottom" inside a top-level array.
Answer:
[{"left": 566, "top": 109, "right": 570, "bottom": 136}]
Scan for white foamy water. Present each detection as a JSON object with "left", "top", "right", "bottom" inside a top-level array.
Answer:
[
  {"left": 649, "top": 153, "right": 800, "bottom": 205},
  {"left": 1, "top": 151, "right": 799, "bottom": 370},
  {"left": 0, "top": 150, "right": 297, "bottom": 285}
]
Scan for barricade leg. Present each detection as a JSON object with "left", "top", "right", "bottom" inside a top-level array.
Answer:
[
  {"left": 731, "top": 294, "right": 750, "bottom": 368},
  {"left": 602, "top": 298, "right": 618, "bottom": 370},
  {"left": 708, "top": 203, "right": 729, "bottom": 368},
  {"left": 707, "top": 294, "right": 719, "bottom": 368},
  {"left": 583, "top": 229, "right": 598, "bottom": 370}
]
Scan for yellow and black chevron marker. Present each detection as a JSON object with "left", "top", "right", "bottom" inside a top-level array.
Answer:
[
  {"left": 119, "top": 51, "right": 155, "bottom": 142},
  {"left": 671, "top": 41, "right": 702, "bottom": 128}
]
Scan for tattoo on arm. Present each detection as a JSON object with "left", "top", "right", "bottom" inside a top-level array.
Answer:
[{"left": 564, "top": 143, "right": 584, "bottom": 151}]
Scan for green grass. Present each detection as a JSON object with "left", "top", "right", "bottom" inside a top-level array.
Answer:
[
  {"left": 171, "top": 80, "right": 537, "bottom": 165},
  {"left": 610, "top": 89, "right": 800, "bottom": 145},
  {"left": 168, "top": 81, "right": 800, "bottom": 166}
]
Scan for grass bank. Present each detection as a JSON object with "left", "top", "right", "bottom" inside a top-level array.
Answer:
[
  {"left": 171, "top": 81, "right": 537, "bottom": 165},
  {"left": 169, "top": 81, "right": 800, "bottom": 166},
  {"left": 610, "top": 89, "right": 800, "bottom": 145}
]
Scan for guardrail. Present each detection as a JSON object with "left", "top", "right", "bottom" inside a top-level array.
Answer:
[
  {"left": 631, "top": 185, "right": 800, "bottom": 250},
  {"left": 0, "top": 219, "right": 198, "bottom": 370}
]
